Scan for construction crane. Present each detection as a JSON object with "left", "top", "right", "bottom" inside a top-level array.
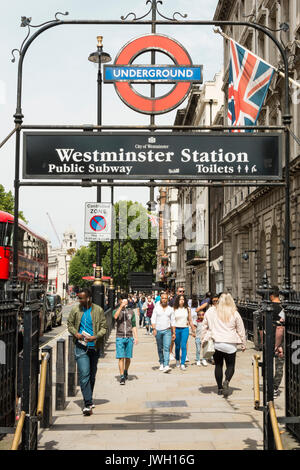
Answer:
[{"left": 46, "top": 212, "right": 61, "bottom": 247}]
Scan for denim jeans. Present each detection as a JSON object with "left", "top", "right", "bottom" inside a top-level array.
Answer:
[
  {"left": 175, "top": 327, "right": 189, "bottom": 365},
  {"left": 195, "top": 337, "right": 201, "bottom": 361},
  {"left": 139, "top": 311, "right": 145, "bottom": 327},
  {"left": 74, "top": 344, "right": 100, "bottom": 407},
  {"left": 156, "top": 329, "right": 172, "bottom": 366}
]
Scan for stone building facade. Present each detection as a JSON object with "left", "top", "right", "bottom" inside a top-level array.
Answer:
[
  {"left": 47, "top": 227, "right": 77, "bottom": 299},
  {"left": 214, "top": 0, "right": 300, "bottom": 298}
]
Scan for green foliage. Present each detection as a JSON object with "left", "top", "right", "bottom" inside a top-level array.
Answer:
[
  {"left": 0, "top": 184, "right": 27, "bottom": 223},
  {"left": 68, "top": 246, "right": 94, "bottom": 288},
  {"left": 68, "top": 200, "right": 157, "bottom": 290}
]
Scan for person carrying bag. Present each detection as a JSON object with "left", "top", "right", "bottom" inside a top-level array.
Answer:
[{"left": 201, "top": 293, "right": 246, "bottom": 397}]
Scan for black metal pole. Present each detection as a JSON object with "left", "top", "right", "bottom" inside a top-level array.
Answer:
[
  {"left": 108, "top": 182, "right": 115, "bottom": 310},
  {"left": 150, "top": 1, "right": 156, "bottom": 128},
  {"left": 118, "top": 236, "right": 121, "bottom": 292},
  {"left": 21, "top": 303, "right": 32, "bottom": 450},
  {"left": 96, "top": 47, "right": 102, "bottom": 268},
  {"left": 263, "top": 302, "right": 276, "bottom": 450},
  {"left": 92, "top": 41, "right": 105, "bottom": 309},
  {"left": 283, "top": 126, "right": 291, "bottom": 292},
  {"left": 110, "top": 182, "right": 114, "bottom": 281},
  {"left": 12, "top": 112, "right": 23, "bottom": 290}
]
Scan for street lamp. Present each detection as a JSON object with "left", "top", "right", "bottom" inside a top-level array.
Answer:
[
  {"left": 88, "top": 36, "right": 112, "bottom": 309},
  {"left": 242, "top": 249, "right": 258, "bottom": 261}
]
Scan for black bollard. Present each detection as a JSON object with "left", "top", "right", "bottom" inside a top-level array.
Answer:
[
  {"left": 40, "top": 345, "right": 53, "bottom": 428},
  {"left": 56, "top": 338, "right": 66, "bottom": 410},
  {"left": 68, "top": 335, "right": 77, "bottom": 397}
]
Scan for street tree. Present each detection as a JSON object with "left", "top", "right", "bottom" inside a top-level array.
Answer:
[{"left": 0, "top": 184, "right": 27, "bottom": 222}]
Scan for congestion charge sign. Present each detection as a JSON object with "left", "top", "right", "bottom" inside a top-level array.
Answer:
[
  {"left": 104, "top": 34, "right": 203, "bottom": 114},
  {"left": 84, "top": 202, "right": 112, "bottom": 242}
]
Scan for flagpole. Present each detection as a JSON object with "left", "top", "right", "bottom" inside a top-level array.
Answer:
[{"left": 213, "top": 28, "right": 300, "bottom": 89}]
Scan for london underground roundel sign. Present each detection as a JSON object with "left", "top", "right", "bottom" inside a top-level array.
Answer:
[{"left": 104, "top": 34, "right": 202, "bottom": 115}]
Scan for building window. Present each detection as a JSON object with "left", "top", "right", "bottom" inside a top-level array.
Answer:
[
  {"left": 270, "top": 226, "right": 278, "bottom": 286},
  {"left": 258, "top": 230, "right": 267, "bottom": 283}
]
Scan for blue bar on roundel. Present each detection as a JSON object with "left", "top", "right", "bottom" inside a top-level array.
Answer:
[{"left": 104, "top": 65, "right": 202, "bottom": 82}]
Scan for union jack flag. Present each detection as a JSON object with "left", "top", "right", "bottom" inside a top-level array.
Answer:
[
  {"left": 147, "top": 213, "right": 159, "bottom": 227},
  {"left": 228, "top": 39, "right": 275, "bottom": 131}
]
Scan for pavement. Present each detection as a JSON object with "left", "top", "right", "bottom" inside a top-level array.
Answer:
[
  {"left": 2, "top": 315, "right": 298, "bottom": 451},
  {"left": 38, "top": 323, "right": 270, "bottom": 451}
]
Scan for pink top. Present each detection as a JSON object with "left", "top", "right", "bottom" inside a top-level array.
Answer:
[{"left": 200, "top": 306, "right": 247, "bottom": 348}]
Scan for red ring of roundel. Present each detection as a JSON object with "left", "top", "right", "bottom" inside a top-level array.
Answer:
[{"left": 114, "top": 34, "right": 193, "bottom": 115}]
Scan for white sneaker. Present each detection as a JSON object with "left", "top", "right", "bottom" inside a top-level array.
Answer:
[
  {"left": 196, "top": 361, "right": 201, "bottom": 366},
  {"left": 82, "top": 406, "right": 92, "bottom": 416},
  {"left": 169, "top": 353, "right": 175, "bottom": 361},
  {"left": 163, "top": 366, "right": 171, "bottom": 373},
  {"left": 201, "top": 359, "right": 208, "bottom": 367},
  {"left": 185, "top": 356, "right": 190, "bottom": 362},
  {"left": 176, "top": 361, "right": 180, "bottom": 368},
  {"left": 180, "top": 364, "right": 186, "bottom": 370},
  {"left": 159, "top": 364, "right": 164, "bottom": 371}
]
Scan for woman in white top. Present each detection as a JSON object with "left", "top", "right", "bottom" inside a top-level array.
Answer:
[
  {"left": 201, "top": 293, "right": 246, "bottom": 396},
  {"left": 151, "top": 293, "right": 176, "bottom": 373},
  {"left": 173, "top": 295, "right": 195, "bottom": 370}
]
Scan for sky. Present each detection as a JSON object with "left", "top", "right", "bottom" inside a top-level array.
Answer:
[{"left": 0, "top": 0, "right": 223, "bottom": 248}]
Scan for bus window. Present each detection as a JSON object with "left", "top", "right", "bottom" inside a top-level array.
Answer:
[
  {"left": 0, "top": 222, "right": 6, "bottom": 246},
  {"left": 5, "top": 223, "right": 13, "bottom": 246},
  {"left": 18, "top": 228, "right": 25, "bottom": 252},
  {"left": 0, "top": 222, "right": 13, "bottom": 246}
]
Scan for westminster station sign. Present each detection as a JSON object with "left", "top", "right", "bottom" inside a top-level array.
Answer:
[{"left": 23, "top": 132, "right": 282, "bottom": 180}]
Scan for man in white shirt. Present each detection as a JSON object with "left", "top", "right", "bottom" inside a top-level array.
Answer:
[{"left": 151, "top": 293, "right": 176, "bottom": 373}]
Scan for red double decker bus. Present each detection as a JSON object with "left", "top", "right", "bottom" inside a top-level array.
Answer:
[{"left": 0, "top": 210, "right": 48, "bottom": 291}]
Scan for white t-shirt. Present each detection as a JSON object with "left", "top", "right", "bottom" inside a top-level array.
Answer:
[
  {"left": 174, "top": 307, "right": 189, "bottom": 328},
  {"left": 151, "top": 304, "right": 175, "bottom": 331}
]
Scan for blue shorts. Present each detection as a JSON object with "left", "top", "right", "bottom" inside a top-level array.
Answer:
[{"left": 116, "top": 337, "right": 134, "bottom": 359}]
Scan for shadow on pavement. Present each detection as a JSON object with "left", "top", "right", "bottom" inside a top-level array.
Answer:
[
  {"left": 74, "top": 399, "right": 110, "bottom": 408},
  {"left": 243, "top": 437, "right": 261, "bottom": 450},
  {"left": 199, "top": 386, "right": 241, "bottom": 395}
]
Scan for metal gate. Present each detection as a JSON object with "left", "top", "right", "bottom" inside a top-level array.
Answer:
[
  {"left": 21, "top": 283, "right": 42, "bottom": 450},
  {"left": 0, "top": 291, "right": 18, "bottom": 433},
  {"left": 284, "top": 293, "right": 300, "bottom": 442}
]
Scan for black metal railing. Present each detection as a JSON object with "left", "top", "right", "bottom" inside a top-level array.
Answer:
[
  {"left": 238, "top": 294, "right": 300, "bottom": 447},
  {"left": 283, "top": 294, "right": 300, "bottom": 442},
  {"left": 236, "top": 301, "right": 259, "bottom": 343},
  {"left": 21, "top": 285, "right": 43, "bottom": 450},
  {"left": 0, "top": 291, "right": 18, "bottom": 434}
]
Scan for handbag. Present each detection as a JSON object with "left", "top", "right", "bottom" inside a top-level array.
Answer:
[{"left": 202, "top": 338, "right": 215, "bottom": 359}]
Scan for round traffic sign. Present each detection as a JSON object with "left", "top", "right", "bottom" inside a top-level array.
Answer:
[
  {"left": 114, "top": 34, "right": 193, "bottom": 115},
  {"left": 90, "top": 215, "right": 107, "bottom": 232}
]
